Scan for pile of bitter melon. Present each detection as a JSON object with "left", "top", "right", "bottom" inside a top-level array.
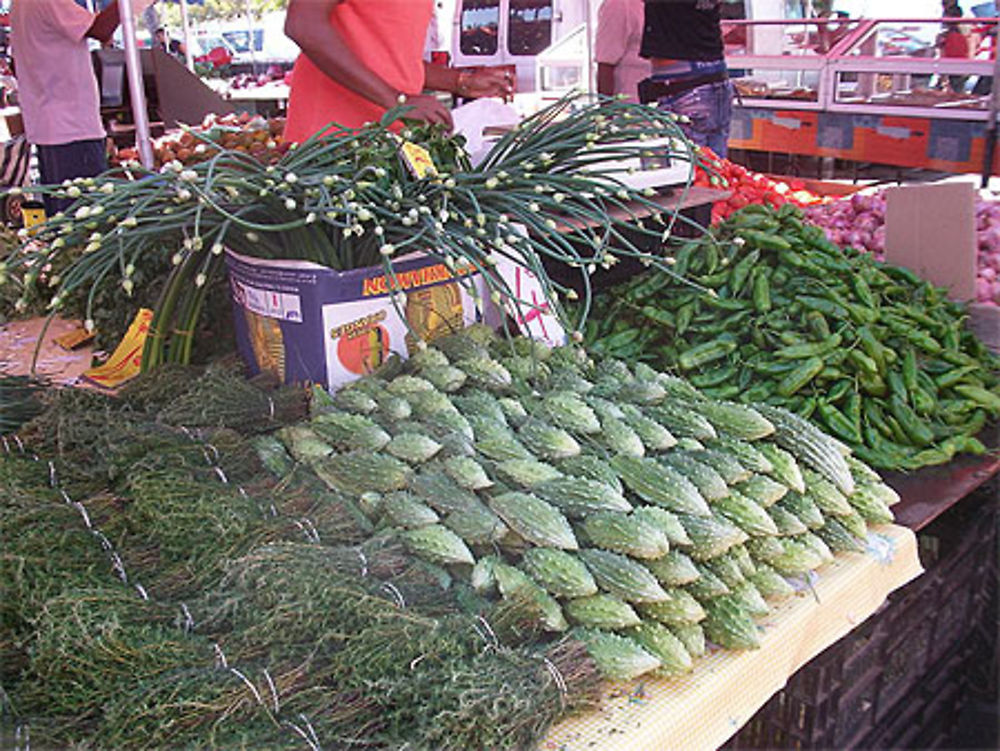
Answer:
[{"left": 260, "top": 325, "right": 900, "bottom": 680}]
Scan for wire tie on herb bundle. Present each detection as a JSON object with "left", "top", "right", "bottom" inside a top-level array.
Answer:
[
  {"left": 301, "top": 517, "right": 320, "bottom": 543},
  {"left": 14, "top": 722, "right": 29, "bottom": 751},
  {"left": 13, "top": 434, "right": 24, "bottom": 452},
  {"left": 73, "top": 501, "right": 92, "bottom": 529},
  {"left": 230, "top": 667, "right": 265, "bottom": 707},
  {"left": 299, "top": 713, "right": 322, "bottom": 749},
  {"left": 473, "top": 615, "right": 499, "bottom": 651},
  {"left": 381, "top": 581, "right": 406, "bottom": 609},
  {"left": 262, "top": 668, "right": 280, "bottom": 713},
  {"left": 213, "top": 466, "right": 230, "bottom": 484},
  {"left": 542, "top": 657, "right": 568, "bottom": 704},
  {"left": 357, "top": 548, "right": 369, "bottom": 577},
  {"left": 205, "top": 443, "right": 220, "bottom": 461},
  {"left": 285, "top": 722, "right": 321, "bottom": 751},
  {"left": 109, "top": 552, "right": 128, "bottom": 583},
  {"left": 92, "top": 529, "right": 114, "bottom": 552},
  {"left": 135, "top": 582, "right": 149, "bottom": 601},
  {"left": 213, "top": 642, "right": 229, "bottom": 668},
  {"left": 180, "top": 602, "right": 195, "bottom": 632},
  {"left": 47, "top": 460, "right": 57, "bottom": 487}
]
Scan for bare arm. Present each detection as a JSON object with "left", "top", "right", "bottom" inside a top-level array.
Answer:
[
  {"left": 86, "top": 1, "right": 120, "bottom": 44},
  {"left": 285, "top": 0, "right": 451, "bottom": 126},
  {"left": 424, "top": 61, "right": 514, "bottom": 100}
]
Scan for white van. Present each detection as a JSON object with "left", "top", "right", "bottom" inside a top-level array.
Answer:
[
  {"left": 431, "top": 0, "right": 599, "bottom": 94},
  {"left": 206, "top": 13, "right": 300, "bottom": 68}
]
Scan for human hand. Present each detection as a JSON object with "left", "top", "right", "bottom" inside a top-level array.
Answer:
[
  {"left": 459, "top": 67, "right": 515, "bottom": 101},
  {"left": 400, "top": 93, "right": 454, "bottom": 130}
]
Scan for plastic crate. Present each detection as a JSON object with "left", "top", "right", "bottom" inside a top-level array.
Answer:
[{"left": 724, "top": 481, "right": 998, "bottom": 750}]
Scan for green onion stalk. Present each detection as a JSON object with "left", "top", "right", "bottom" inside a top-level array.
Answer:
[{"left": 1, "top": 93, "right": 722, "bottom": 369}]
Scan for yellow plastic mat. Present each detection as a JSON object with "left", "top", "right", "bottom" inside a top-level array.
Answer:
[{"left": 81, "top": 308, "right": 153, "bottom": 390}]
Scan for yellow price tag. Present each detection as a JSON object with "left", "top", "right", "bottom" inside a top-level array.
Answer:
[{"left": 400, "top": 140, "right": 438, "bottom": 179}]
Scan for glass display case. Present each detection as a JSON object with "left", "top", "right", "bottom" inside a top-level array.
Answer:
[
  {"left": 828, "top": 18, "right": 998, "bottom": 121},
  {"left": 722, "top": 17, "right": 1000, "bottom": 120},
  {"left": 722, "top": 18, "right": 865, "bottom": 109},
  {"left": 723, "top": 17, "right": 1000, "bottom": 174}
]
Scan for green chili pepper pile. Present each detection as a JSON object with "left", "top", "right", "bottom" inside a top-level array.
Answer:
[{"left": 583, "top": 204, "right": 1000, "bottom": 470}]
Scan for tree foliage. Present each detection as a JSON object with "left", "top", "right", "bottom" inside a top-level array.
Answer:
[{"left": 158, "top": 0, "right": 288, "bottom": 26}]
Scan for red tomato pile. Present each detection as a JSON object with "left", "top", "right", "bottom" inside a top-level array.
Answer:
[{"left": 693, "top": 148, "right": 827, "bottom": 223}]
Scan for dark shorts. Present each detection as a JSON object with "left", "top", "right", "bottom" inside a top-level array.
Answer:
[
  {"left": 36, "top": 138, "right": 108, "bottom": 216},
  {"left": 656, "top": 80, "right": 734, "bottom": 159}
]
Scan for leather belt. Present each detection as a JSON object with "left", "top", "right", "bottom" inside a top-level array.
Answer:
[{"left": 638, "top": 71, "right": 730, "bottom": 104}]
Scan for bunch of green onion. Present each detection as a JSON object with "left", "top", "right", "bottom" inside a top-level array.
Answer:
[{"left": 1, "top": 94, "right": 716, "bottom": 368}]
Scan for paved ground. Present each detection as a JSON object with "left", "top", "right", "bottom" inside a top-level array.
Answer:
[{"left": 0, "top": 316, "right": 95, "bottom": 384}]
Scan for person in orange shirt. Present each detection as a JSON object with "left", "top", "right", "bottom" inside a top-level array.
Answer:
[{"left": 284, "top": 0, "right": 512, "bottom": 142}]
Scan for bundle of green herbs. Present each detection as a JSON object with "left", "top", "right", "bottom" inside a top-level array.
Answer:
[{"left": 1, "top": 367, "right": 602, "bottom": 749}]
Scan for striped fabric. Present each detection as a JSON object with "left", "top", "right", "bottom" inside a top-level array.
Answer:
[
  {"left": 0, "top": 135, "right": 30, "bottom": 189},
  {"left": 540, "top": 523, "right": 922, "bottom": 751}
]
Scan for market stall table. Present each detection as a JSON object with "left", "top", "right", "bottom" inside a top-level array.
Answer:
[
  {"left": 539, "top": 523, "right": 922, "bottom": 751},
  {"left": 224, "top": 81, "right": 290, "bottom": 118}
]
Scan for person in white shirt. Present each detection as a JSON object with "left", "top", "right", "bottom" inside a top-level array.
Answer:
[
  {"left": 10, "top": 0, "right": 120, "bottom": 216},
  {"left": 595, "top": 0, "right": 648, "bottom": 103}
]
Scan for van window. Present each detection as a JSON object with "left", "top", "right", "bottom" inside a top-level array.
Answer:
[
  {"left": 223, "top": 29, "right": 265, "bottom": 54},
  {"left": 460, "top": 0, "right": 500, "bottom": 56},
  {"left": 509, "top": 0, "right": 552, "bottom": 56}
]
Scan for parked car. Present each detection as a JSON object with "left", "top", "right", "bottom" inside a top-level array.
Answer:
[{"left": 191, "top": 34, "right": 235, "bottom": 69}]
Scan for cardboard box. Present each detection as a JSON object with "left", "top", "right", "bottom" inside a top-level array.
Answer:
[
  {"left": 225, "top": 250, "right": 488, "bottom": 390},
  {"left": 884, "top": 182, "right": 977, "bottom": 301}
]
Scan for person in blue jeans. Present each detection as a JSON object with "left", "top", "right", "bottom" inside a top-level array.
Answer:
[{"left": 639, "top": 0, "right": 733, "bottom": 158}]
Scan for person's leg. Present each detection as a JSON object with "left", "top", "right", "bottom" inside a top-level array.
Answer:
[{"left": 35, "top": 139, "right": 108, "bottom": 217}]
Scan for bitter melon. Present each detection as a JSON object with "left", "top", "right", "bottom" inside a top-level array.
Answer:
[
  {"left": 442, "top": 455, "right": 493, "bottom": 490},
  {"left": 574, "top": 628, "right": 661, "bottom": 680},
  {"left": 314, "top": 451, "right": 412, "bottom": 495},
  {"left": 660, "top": 452, "right": 730, "bottom": 501},
  {"left": 702, "top": 595, "right": 761, "bottom": 650},
  {"left": 400, "top": 524, "right": 475, "bottom": 566},
  {"left": 488, "top": 491, "right": 578, "bottom": 550},
  {"left": 539, "top": 391, "right": 601, "bottom": 434},
  {"left": 610, "top": 454, "right": 711, "bottom": 517},
  {"left": 645, "top": 549, "right": 701, "bottom": 586},
  {"left": 637, "top": 588, "right": 707, "bottom": 625},
  {"left": 578, "top": 548, "right": 670, "bottom": 603},
  {"left": 676, "top": 511, "right": 748, "bottom": 560},
  {"left": 443, "top": 501, "right": 508, "bottom": 545},
  {"left": 533, "top": 476, "right": 632, "bottom": 516},
  {"left": 518, "top": 418, "right": 581, "bottom": 460},
  {"left": 565, "top": 594, "right": 642, "bottom": 629},
  {"left": 626, "top": 621, "right": 694, "bottom": 676},
  {"left": 690, "top": 399, "right": 775, "bottom": 441},
  {"left": 495, "top": 458, "right": 564, "bottom": 489},
  {"left": 520, "top": 548, "right": 597, "bottom": 598},
  {"left": 631, "top": 506, "right": 693, "bottom": 547},
  {"left": 578, "top": 511, "right": 670, "bottom": 560}
]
